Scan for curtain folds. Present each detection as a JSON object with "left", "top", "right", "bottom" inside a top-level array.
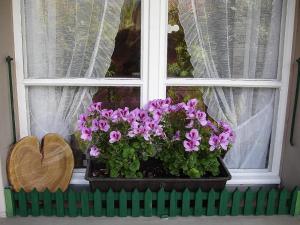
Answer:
[
  {"left": 178, "top": 0, "right": 282, "bottom": 168},
  {"left": 24, "top": 0, "right": 124, "bottom": 140}
]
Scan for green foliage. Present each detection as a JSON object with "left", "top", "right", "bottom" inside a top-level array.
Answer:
[{"left": 156, "top": 111, "right": 222, "bottom": 178}]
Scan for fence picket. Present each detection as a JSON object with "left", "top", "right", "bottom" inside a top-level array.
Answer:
[
  {"left": 67, "top": 189, "right": 77, "bottom": 217},
  {"left": 169, "top": 190, "right": 177, "bottom": 217},
  {"left": 18, "top": 189, "right": 28, "bottom": 217},
  {"left": 194, "top": 188, "right": 203, "bottom": 216},
  {"left": 55, "top": 189, "right": 64, "bottom": 217},
  {"left": 207, "top": 189, "right": 216, "bottom": 216},
  {"left": 119, "top": 189, "right": 127, "bottom": 217},
  {"left": 80, "top": 191, "right": 89, "bottom": 216},
  {"left": 256, "top": 188, "right": 267, "bottom": 215},
  {"left": 43, "top": 189, "right": 52, "bottom": 216},
  {"left": 31, "top": 189, "right": 40, "bottom": 216},
  {"left": 244, "top": 188, "right": 255, "bottom": 215},
  {"left": 144, "top": 189, "right": 152, "bottom": 217},
  {"left": 157, "top": 188, "right": 165, "bottom": 217},
  {"left": 93, "top": 189, "right": 102, "bottom": 217},
  {"left": 182, "top": 188, "right": 191, "bottom": 216},
  {"left": 106, "top": 189, "right": 114, "bottom": 217},
  {"left": 132, "top": 189, "right": 140, "bottom": 217},
  {"left": 219, "top": 189, "right": 229, "bottom": 216},
  {"left": 290, "top": 187, "right": 300, "bottom": 215},
  {"left": 278, "top": 188, "right": 289, "bottom": 214},
  {"left": 266, "top": 189, "right": 277, "bottom": 215},
  {"left": 231, "top": 189, "right": 241, "bottom": 216}
]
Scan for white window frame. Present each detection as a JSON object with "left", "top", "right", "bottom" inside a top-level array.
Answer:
[{"left": 11, "top": 0, "right": 296, "bottom": 186}]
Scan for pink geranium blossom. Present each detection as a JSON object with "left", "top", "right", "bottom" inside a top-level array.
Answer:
[
  {"left": 90, "top": 146, "right": 100, "bottom": 158},
  {"left": 81, "top": 127, "right": 92, "bottom": 141},
  {"left": 109, "top": 131, "right": 122, "bottom": 143}
]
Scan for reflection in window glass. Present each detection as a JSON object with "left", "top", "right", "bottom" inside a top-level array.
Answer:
[
  {"left": 168, "top": 0, "right": 193, "bottom": 78},
  {"left": 108, "top": 0, "right": 141, "bottom": 78}
]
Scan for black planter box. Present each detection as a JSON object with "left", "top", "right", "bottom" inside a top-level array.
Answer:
[{"left": 85, "top": 157, "right": 231, "bottom": 192}]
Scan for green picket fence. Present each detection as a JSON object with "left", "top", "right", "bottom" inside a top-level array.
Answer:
[{"left": 4, "top": 187, "right": 300, "bottom": 217}]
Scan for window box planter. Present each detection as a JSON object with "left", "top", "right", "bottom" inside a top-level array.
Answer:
[{"left": 85, "top": 156, "right": 231, "bottom": 192}]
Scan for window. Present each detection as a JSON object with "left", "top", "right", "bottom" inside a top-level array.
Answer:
[{"left": 13, "top": 0, "right": 296, "bottom": 185}]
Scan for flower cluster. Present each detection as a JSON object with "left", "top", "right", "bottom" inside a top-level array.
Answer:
[
  {"left": 78, "top": 98, "right": 235, "bottom": 178},
  {"left": 78, "top": 98, "right": 235, "bottom": 157}
]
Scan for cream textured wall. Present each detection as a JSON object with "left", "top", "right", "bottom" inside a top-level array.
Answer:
[
  {"left": 0, "top": 0, "right": 15, "bottom": 218},
  {"left": 281, "top": 0, "right": 300, "bottom": 188}
]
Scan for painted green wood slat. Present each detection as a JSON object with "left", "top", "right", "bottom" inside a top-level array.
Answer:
[
  {"left": 132, "top": 189, "right": 140, "bottom": 217},
  {"left": 119, "top": 189, "right": 127, "bottom": 217},
  {"left": 144, "top": 189, "right": 152, "bottom": 217},
  {"left": 55, "top": 189, "right": 65, "bottom": 217},
  {"left": 43, "top": 189, "right": 52, "bottom": 216},
  {"left": 294, "top": 191, "right": 300, "bottom": 216},
  {"left": 219, "top": 189, "right": 229, "bottom": 216},
  {"left": 4, "top": 188, "right": 15, "bottom": 217},
  {"left": 244, "top": 188, "right": 255, "bottom": 215},
  {"left": 290, "top": 187, "right": 300, "bottom": 215},
  {"left": 18, "top": 189, "right": 28, "bottom": 217},
  {"left": 194, "top": 188, "right": 203, "bottom": 216},
  {"left": 157, "top": 188, "right": 165, "bottom": 217},
  {"left": 207, "top": 189, "right": 216, "bottom": 216},
  {"left": 67, "top": 189, "right": 77, "bottom": 217},
  {"left": 169, "top": 190, "right": 177, "bottom": 217},
  {"left": 182, "top": 188, "right": 190, "bottom": 216},
  {"left": 231, "top": 189, "right": 241, "bottom": 216},
  {"left": 31, "top": 189, "right": 40, "bottom": 216},
  {"left": 266, "top": 189, "right": 277, "bottom": 215},
  {"left": 255, "top": 188, "right": 267, "bottom": 216},
  {"left": 278, "top": 188, "right": 289, "bottom": 215},
  {"left": 106, "top": 189, "right": 114, "bottom": 217},
  {"left": 80, "top": 191, "right": 89, "bottom": 217},
  {"left": 93, "top": 189, "right": 102, "bottom": 217}
]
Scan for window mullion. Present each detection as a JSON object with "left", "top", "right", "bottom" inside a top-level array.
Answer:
[{"left": 147, "top": 0, "right": 167, "bottom": 100}]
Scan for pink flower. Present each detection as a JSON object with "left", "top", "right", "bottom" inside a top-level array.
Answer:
[
  {"left": 77, "top": 113, "right": 88, "bottom": 130},
  {"left": 109, "top": 130, "right": 122, "bottom": 143},
  {"left": 98, "top": 120, "right": 110, "bottom": 132},
  {"left": 91, "top": 119, "right": 99, "bottom": 131},
  {"left": 185, "top": 98, "right": 198, "bottom": 110},
  {"left": 185, "top": 129, "right": 201, "bottom": 141},
  {"left": 209, "top": 132, "right": 231, "bottom": 151},
  {"left": 81, "top": 127, "right": 92, "bottom": 141},
  {"left": 183, "top": 139, "right": 200, "bottom": 152},
  {"left": 87, "top": 102, "right": 102, "bottom": 113},
  {"left": 195, "top": 110, "right": 207, "bottom": 126},
  {"left": 90, "top": 146, "right": 100, "bottom": 158},
  {"left": 209, "top": 135, "right": 219, "bottom": 151},
  {"left": 219, "top": 132, "right": 230, "bottom": 150},
  {"left": 101, "top": 109, "right": 114, "bottom": 119}
]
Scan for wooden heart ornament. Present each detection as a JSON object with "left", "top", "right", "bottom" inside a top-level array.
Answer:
[{"left": 7, "top": 133, "right": 74, "bottom": 192}]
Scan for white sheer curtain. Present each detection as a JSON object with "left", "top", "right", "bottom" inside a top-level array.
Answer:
[
  {"left": 178, "top": 0, "right": 282, "bottom": 168},
  {"left": 23, "top": 0, "right": 124, "bottom": 140}
]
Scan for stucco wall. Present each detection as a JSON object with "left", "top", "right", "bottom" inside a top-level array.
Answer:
[
  {"left": 281, "top": 0, "right": 300, "bottom": 189},
  {"left": 0, "top": 0, "right": 15, "bottom": 217}
]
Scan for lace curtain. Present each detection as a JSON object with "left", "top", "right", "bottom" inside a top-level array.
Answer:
[
  {"left": 178, "top": 0, "right": 282, "bottom": 168},
  {"left": 23, "top": 0, "right": 124, "bottom": 139}
]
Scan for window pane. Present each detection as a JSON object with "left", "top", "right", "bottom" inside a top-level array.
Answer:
[
  {"left": 28, "top": 86, "right": 140, "bottom": 168},
  {"left": 23, "top": 0, "right": 140, "bottom": 79},
  {"left": 108, "top": 0, "right": 141, "bottom": 78},
  {"left": 167, "top": 86, "right": 276, "bottom": 169},
  {"left": 167, "top": 0, "right": 282, "bottom": 79}
]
